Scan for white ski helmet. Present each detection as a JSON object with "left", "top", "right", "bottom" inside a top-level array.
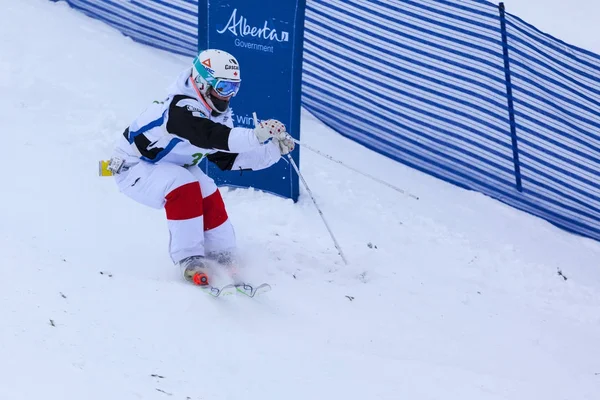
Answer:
[{"left": 191, "top": 49, "right": 241, "bottom": 114}]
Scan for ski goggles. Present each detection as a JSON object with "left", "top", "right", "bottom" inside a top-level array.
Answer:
[{"left": 212, "top": 79, "right": 241, "bottom": 97}]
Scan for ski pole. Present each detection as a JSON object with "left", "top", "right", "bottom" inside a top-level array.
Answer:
[
  {"left": 292, "top": 138, "right": 420, "bottom": 201},
  {"left": 286, "top": 152, "right": 348, "bottom": 265},
  {"left": 254, "top": 113, "right": 349, "bottom": 265}
]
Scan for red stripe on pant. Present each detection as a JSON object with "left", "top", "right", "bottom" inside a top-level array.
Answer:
[
  {"left": 203, "top": 189, "right": 228, "bottom": 231},
  {"left": 165, "top": 182, "right": 203, "bottom": 220}
]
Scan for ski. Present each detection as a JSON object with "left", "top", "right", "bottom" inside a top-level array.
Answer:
[
  {"left": 235, "top": 283, "right": 272, "bottom": 298},
  {"left": 199, "top": 283, "right": 237, "bottom": 298},
  {"left": 198, "top": 283, "right": 272, "bottom": 298}
]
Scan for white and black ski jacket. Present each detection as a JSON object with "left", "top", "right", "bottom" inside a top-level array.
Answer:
[{"left": 113, "top": 68, "right": 281, "bottom": 172}]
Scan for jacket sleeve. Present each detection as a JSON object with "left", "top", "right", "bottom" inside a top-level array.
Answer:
[
  {"left": 233, "top": 141, "right": 282, "bottom": 171},
  {"left": 166, "top": 95, "right": 260, "bottom": 153},
  {"left": 206, "top": 151, "right": 239, "bottom": 171},
  {"left": 207, "top": 140, "right": 281, "bottom": 172}
]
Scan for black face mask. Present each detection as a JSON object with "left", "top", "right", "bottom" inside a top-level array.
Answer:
[{"left": 209, "top": 92, "right": 230, "bottom": 114}]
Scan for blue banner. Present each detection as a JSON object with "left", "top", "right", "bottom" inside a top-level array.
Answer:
[{"left": 198, "top": 1, "right": 306, "bottom": 201}]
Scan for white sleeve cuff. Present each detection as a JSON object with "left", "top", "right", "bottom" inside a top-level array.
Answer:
[
  {"left": 232, "top": 141, "right": 281, "bottom": 171},
  {"left": 227, "top": 127, "right": 260, "bottom": 153}
]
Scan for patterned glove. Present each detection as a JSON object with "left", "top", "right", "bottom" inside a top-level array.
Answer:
[
  {"left": 254, "top": 119, "right": 288, "bottom": 143},
  {"left": 275, "top": 133, "right": 295, "bottom": 155}
]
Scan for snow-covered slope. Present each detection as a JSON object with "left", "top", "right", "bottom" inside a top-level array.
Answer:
[
  {"left": 1, "top": 1, "right": 599, "bottom": 399},
  {"left": 505, "top": 0, "right": 600, "bottom": 53}
]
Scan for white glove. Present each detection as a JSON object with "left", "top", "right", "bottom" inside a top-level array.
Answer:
[
  {"left": 254, "top": 119, "right": 288, "bottom": 143},
  {"left": 275, "top": 133, "right": 295, "bottom": 155}
]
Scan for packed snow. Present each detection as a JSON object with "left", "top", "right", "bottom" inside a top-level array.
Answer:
[{"left": 0, "top": 0, "right": 599, "bottom": 399}]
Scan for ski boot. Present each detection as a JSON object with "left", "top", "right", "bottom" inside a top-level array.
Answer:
[
  {"left": 208, "top": 251, "right": 240, "bottom": 282},
  {"left": 178, "top": 256, "right": 210, "bottom": 286}
]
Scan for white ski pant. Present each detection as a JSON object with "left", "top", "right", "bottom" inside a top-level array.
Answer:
[{"left": 114, "top": 161, "right": 236, "bottom": 264}]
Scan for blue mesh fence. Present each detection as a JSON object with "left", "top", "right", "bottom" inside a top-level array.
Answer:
[{"left": 52, "top": 0, "right": 600, "bottom": 241}]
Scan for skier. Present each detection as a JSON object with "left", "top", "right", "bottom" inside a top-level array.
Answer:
[{"left": 107, "top": 49, "right": 295, "bottom": 286}]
